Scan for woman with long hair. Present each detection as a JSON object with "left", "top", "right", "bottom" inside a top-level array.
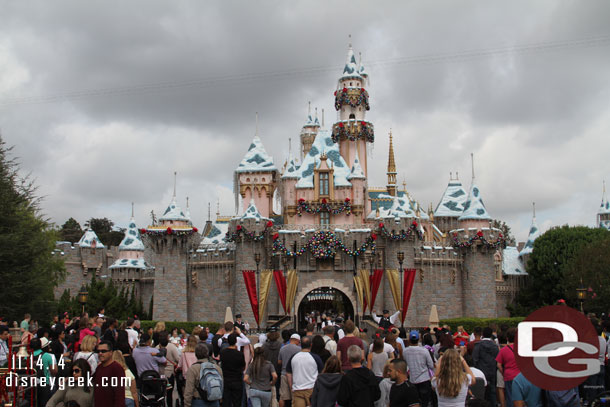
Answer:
[
  {"left": 244, "top": 346, "right": 278, "bottom": 407},
  {"left": 311, "top": 355, "right": 342, "bottom": 407},
  {"left": 432, "top": 349, "right": 475, "bottom": 407},
  {"left": 46, "top": 358, "right": 94, "bottom": 407},
  {"left": 311, "top": 335, "right": 331, "bottom": 365},
  {"left": 112, "top": 350, "right": 139, "bottom": 407},
  {"left": 385, "top": 329, "right": 403, "bottom": 359},
  {"left": 73, "top": 334, "right": 98, "bottom": 374},
  {"left": 116, "top": 330, "right": 138, "bottom": 378},
  {"left": 367, "top": 337, "right": 391, "bottom": 377}
]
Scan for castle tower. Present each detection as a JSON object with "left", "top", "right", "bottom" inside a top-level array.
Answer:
[
  {"left": 458, "top": 155, "right": 491, "bottom": 230},
  {"left": 519, "top": 202, "right": 541, "bottom": 264},
  {"left": 235, "top": 129, "right": 278, "bottom": 218},
  {"left": 332, "top": 42, "right": 373, "bottom": 177},
  {"left": 148, "top": 174, "right": 198, "bottom": 321},
  {"left": 300, "top": 103, "right": 320, "bottom": 158},
  {"left": 109, "top": 205, "right": 153, "bottom": 306},
  {"left": 434, "top": 173, "right": 468, "bottom": 233},
  {"left": 598, "top": 181, "right": 610, "bottom": 230},
  {"left": 386, "top": 131, "right": 397, "bottom": 196}
]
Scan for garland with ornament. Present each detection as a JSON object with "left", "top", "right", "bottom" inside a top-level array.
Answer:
[
  {"left": 272, "top": 230, "right": 376, "bottom": 259},
  {"left": 331, "top": 121, "right": 375, "bottom": 144},
  {"left": 225, "top": 220, "right": 274, "bottom": 243},
  {"left": 297, "top": 197, "right": 352, "bottom": 216},
  {"left": 334, "top": 87, "right": 370, "bottom": 111},
  {"left": 451, "top": 230, "right": 506, "bottom": 249},
  {"left": 141, "top": 226, "right": 199, "bottom": 236},
  {"left": 377, "top": 221, "right": 424, "bottom": 241}
]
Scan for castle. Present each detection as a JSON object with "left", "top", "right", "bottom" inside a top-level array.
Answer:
[{"left": 55, "top": 44, "right": 543, "bottom": 328}]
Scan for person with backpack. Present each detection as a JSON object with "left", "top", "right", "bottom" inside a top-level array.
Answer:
[
  {"left": 245, "top": 345, "right": 278, "bottom": 407},
  {"left": 185, "top": 343, "right": 224, "bottom": 407}
]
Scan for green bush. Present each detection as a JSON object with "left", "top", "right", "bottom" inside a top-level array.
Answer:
[
  {"left": 133, "top": 321, "right": 222, "bottom": 335},
  {"left": 439, "top": 317, "right": 525, "bottom": 333}
]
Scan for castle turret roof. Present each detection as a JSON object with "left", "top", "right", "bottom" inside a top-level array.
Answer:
[
  {"left": 503, "top": 247, "right": 527, "bottom": 275},
  {"left": 118, "top": 217, "right": 145, "bottom": 251},
  {"left": 458, "top": 181, "right": 491, "bottom": 221},
  {"left": 159, "top": 196, "right": 190, "bottom": 222},
  {"left": 199, "top": 220, "right": 229, "bottom": 246},
  {"left": 235, "top": 135, "right": 277, "bottom": 173},
  {"left": 434, "top": 178, "right": 468, "bottom": 217},
  {"left": 236, "top": 199, "right": 269, "bottom": 222},
  {"left": 282, "top": 153, "right": 300, "bottom": 179},
  {"left": 295, "top": 130, "right": 352, "bottom": 188},
  {"left": 519, "top": 213, "right": 540, "bottom": 257},
  {"left": 78, "top": 228, "right": 105, "bottom": 248},
  {"left": 347, "top": 154, "right": 366, "bottom": 180},
  {"left": 108, "top": 258, "right": 152, "bottom": 270},
  {"left": 340, "top": 45, "right": 362, "bottom": 81},
  {"left": 599, "top": 182, "right": 610, "bottom": 215}
]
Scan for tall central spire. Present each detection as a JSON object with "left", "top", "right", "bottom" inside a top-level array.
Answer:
[{"left": 387, "top": 130, "right": 397, "bottom": 196}]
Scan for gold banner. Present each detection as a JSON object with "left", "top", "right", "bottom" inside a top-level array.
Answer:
[
  {"left": 386, "top": 269, "right": 401, "bottom": 311},
  {"left": 286, "top": 269, "right": 298, "bottom": 314},
  {"left": 353, "top": 275, "right": 364, "bottom": 314},
  {"left": 358, "top": 269, "right": 371, "bottom": 312},
  {"left": 259, "top": 270, "right": 273, "bottom": 324}
]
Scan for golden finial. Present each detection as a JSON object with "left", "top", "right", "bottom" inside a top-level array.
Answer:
[{"left": 387, "top": 129, "right": 397, "bottom": 196}]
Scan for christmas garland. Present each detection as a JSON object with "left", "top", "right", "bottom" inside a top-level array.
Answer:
[
  {"left": 331, "top": 121, "right": 375, "bottom": 143},
  {"left": 297, "top": 197, "right": 352, "bottom": 216},
  {"left": 334, "top": 87, "right": 370, "bottom": 111},
  {"left": 225, "top": 220, "right": 274, "bottom": 243},
  {"left": 451, "top": 230, "right": 506, "bottom": 249},
  {"left": 272, "top": 230, "right": 376, "bottom": 259},
  {"left": 377, "top": 222, "right": 424, "bottom": 241},
  {"left": 141, "top": 226, "right": 198, "bottom": 236}
]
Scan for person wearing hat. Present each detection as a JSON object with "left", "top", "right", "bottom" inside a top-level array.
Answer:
[
  {"left": 278, "top": 333, "right": 301, "bottom": 407},
  {"left": 31, "top": 337, "right": 58, "bottom": 405},
  {"left": 371, "top": 309, "right": 401, "bottom": 331},
  {"left": 235, "top": 314, "right": 249, "bottom": 333},
  {"left": 402, "top": 330, "right": 434, "bottom": 407}
]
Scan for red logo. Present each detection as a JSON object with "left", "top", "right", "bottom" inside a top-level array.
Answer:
[{"left": 514, "top": 305, "right": 599, "bottom": 390}]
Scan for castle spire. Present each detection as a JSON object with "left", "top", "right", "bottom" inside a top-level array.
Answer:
[
  {"left": 386, "top": 129, "right": 397, "bottom": 196},
  {"left": 173, "top": 171, "right": 177, "bottom": 198},
  {"left": 520, "top": 202, "right": 541, "bottom": 257}
]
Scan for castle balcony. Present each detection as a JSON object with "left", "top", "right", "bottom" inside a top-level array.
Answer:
[
  {"left": 331, "top": 120, "right": 374, "bottom": 143},
  {"left": 448, "top": 227, "right": 506, "bottom": 251},
  {"left": 414, "top": 244, "right": 463, "bottom": 266},
  {"left": 334, "top": 87, "right": 370, "bottom": 111}
]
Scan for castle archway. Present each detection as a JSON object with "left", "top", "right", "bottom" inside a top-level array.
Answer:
[{"left": 295, "top": 279, "right": 356, "bottom": 330}]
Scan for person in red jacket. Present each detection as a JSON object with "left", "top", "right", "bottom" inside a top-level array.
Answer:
[{"left": 93, "top": 340, "right": 126, "bottom": 407}]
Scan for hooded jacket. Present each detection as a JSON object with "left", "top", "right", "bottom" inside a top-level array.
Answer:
[
  {"left": 311, "top": 373, "right": 343, "bottom": 407},
  {"left": 336, "top": 367, "right": 381, "bottom": 407},
  {"left": 263, "top": 339, "right": 282, "bottom": 373},
  {"left": 473, "top": 339, "right": 499, "bottom": 380}
]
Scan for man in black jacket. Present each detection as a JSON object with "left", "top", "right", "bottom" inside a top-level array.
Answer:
[
  {"left": 473, "top": 327, "right": 499, "bottom": 407},
  {"left": 336, "top": 345, "right": 380, "bottom": 407}
]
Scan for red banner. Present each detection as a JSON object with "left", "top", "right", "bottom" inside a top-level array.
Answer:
[
  {"left": 369, "top": 269, "right": 384, "bottom": 311},
  {"left": 273, "top": 270, "right": 287, "bottom": 314},
  {"left": 242, "top": 270, "right": 259, "bottom": 324},
  {"left": 401, "top": 268, "right": 417, "bottom": 324}
]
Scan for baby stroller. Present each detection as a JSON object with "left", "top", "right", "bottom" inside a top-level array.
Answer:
[{"left": 139, "top": 370, "right": 167, "bottom": 407}]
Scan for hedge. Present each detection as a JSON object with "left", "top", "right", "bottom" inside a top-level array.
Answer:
[
  {"left": 438, "top": 317, "right": 525, "bottom": 333},
  {"left": 128, "top": 321, "right": 222, "bottom": 334}
]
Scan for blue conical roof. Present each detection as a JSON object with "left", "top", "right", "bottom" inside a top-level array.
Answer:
[
  {"left": 78, "top": 229, "right": 105, "bottom": 248},
  {"left": 119, "top": 217, "right": 145, "bottom": 251},
  {"left": 519, "top": 215, "right": 540, "bottom": 257},
  {"left": 458, "top": 181, "right": 491, "bottom": 221}
]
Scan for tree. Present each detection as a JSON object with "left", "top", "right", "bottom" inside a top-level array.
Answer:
[
  {"left": 491, "top": 219, "right": 516, "bottom": 246},
  {"left": 0, "top": 136, "right": 65, "bottom": 323},
  {"left": 516, "top": 226, "right": 610, "bottom": 312},
  {"left": 59, "top": 217, "right": 83, "bottom": 243},
  {"left": 564, "top": 237, "right": 610, "bottom": 315},
  {"left": 84, "top": 217, "right": 124, "bottom": 247}
]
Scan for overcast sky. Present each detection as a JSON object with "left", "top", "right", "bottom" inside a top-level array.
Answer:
[{"left": 1, "top": 1, "right": 609, "bottom": 242}]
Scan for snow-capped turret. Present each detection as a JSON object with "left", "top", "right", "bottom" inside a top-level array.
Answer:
[
  {"left": 348, "top": 154, "right": 366, "bottom": 180},
  {"left": 235, "top": 135, "right": 277, "bottom": 173},
  {"left": 458, "top": 181, "right": 491, "bottom": 221},
  {"left": 340, "top": 43, "right": 362, "bottom": 81},
  {"left": 598, "top": 181, "right": 610, "bottom": 230},
  {"left": 78, "top": 228, "right": 105, "bottom": 249},
  {"left": 282, "top": 153, "right": 300, "bottom": 179},
  {"left": 236, "top": 198, "right": 269, "bottom": 222},
  {"left": 119, "top": 216, "right": 145, "bottom": 251},
  {"left": 159, "top": 195, "right": 190, "bottom": 224},
  {"left": 520, "top": 203, "right": 540, "bottom": 257},
  {"left": 435, "top": 175, "right": 468, "bottom": 218}
]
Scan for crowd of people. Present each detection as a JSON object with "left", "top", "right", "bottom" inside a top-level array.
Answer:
[{"left": 2, "top": 308, "right": 610, "bottom": 407}]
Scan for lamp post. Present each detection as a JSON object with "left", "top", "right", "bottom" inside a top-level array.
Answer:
[
  {"left": 397, "top": 252, "right": 405, "bottom": 327},
  {"left": 577, "top": 279, "right": 586, "bottom": 313},
  {"left": 77, "top": 285, "right": 88, "bottom": 315},
  {"left": 254, "top": 252, "right": 261, "bottom": 331}
]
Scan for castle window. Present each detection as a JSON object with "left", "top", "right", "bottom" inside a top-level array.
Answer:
[
  {"left": 320, "top": 212, "right": 330, "bottom": 226},
  {"left": 350, "top": 82, "right": 352, "bottom": 86},
  {"left": 349, "top": 113, "right": 355, "bottom": 120},
  {"left": 319, "top": 172, "right": 329, "bottom": 196}
]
